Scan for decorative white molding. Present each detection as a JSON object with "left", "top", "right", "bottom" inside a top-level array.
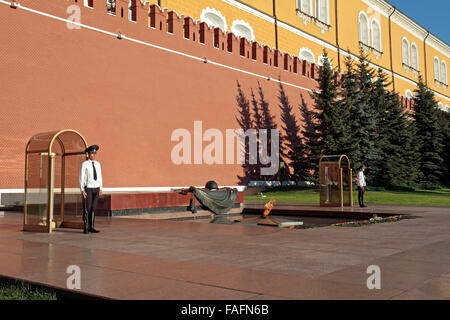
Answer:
[
  {"left": 296, "top": 9, "right": 314, "bottom": 26},
  {"left": 315, "top": 19, "right": 330, "bottom": 34},
  {"left": 299, "top": 47, "right": 315, "bottom": 64},
  {"left": 200, "top": 7, "right": 228, "bottom": 32},
  {"left": 231, "top": 19, "right": 255, "bottom": 41}
]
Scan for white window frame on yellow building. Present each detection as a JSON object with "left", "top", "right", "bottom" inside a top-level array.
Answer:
[
  {"left": 358, "top": 11, "right": 370, "bottom": 46},
  {"left": 411, "top": 42, "right": 419, "bottom": 71},
  {"left": 370, "top": 18, "right": 382, "bottom": 57},
  {"left": 441, "top": 60, "right": 448, "bottom": 85},
  {"left": 434, "top": 57, "right": 441, "bottom": 81},
  {"left": 296, "top": 0, "right": 330, "bottom": 33},
  {"left": 297, "top": 0, "right": 314, "bottom": 18},
  {"left": 315, "top": 0, "right": 330, "bottom": 25},
  {"left": 402, "top": 37, "right": 410, "bottom": 67}
]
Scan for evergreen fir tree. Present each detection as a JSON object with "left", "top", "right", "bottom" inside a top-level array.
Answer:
[
  {"left": 412, "top": 75, "right": 444, "bottom": 186},
  {"left": 339, "top": 54, "right": 363, "bottom": 169},
  {"left": 401, "top": 116, "right": 420, "bottom": 185},
  {"left": 373, "top": 69, "right": 419, "bottom": 186},
  {"left": 295, "top": 94, "right": 320, "bottom": 182},
  {"left": 308, "top": 50, "right": 341, "bottom": 182},
  {"left": 353, "top": 49, "right": 380, "bottom": 185},
  {"left": 440, "top": 115, "right": 450, "bottom": 186}
]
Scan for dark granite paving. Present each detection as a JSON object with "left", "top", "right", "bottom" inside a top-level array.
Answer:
[{"left": 0, "top": 204, "right": 449, "bottom": 300}]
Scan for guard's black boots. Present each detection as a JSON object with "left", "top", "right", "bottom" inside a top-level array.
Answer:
[
  {"left": 83, "top": 213, "right": 89, "bottom": 234},
  {"left": 88, "top": 213, "right": 100, "bottom": 233}
]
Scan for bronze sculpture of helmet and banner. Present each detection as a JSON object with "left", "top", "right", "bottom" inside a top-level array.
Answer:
[{"left": 190, "top": 181, "right": 238, "bottom": 214}]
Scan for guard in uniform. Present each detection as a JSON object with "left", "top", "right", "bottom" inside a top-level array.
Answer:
[
  {"left": 357, "top": 165, "right": 367, "bottom": 208},
  {"left": 79, "top": 145, "right": 103, "bottom": 233}
]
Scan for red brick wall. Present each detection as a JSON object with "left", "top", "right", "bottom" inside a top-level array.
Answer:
[{"left": 0, "top": 0, "right": 320, "bottom": 189}]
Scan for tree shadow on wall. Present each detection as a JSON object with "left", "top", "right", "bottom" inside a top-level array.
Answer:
[
  {"left": 277, "top": 82, "right": 302, "bottom": 181},
  {"left": 295, "top": 94, "right": 319, "bottom": 182},
  {"left": 235, "top": 81, "right": 313, "bottom": 185},
  {"left": 235, "top": 81, "right": 278, "bottom": 185}
]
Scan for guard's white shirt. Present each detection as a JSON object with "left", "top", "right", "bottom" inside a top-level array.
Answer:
[
  {"left": 79, "top": 160, "right": 103, "bottom": 191},
  {"left": 357, "top": 171, "right": 366, "bottom": 187}
]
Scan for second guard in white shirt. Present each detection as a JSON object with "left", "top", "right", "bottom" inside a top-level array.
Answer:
[
  {"left": 356, "top": 165, "right": 367, "bottom": 208},
  {"left": 79, "top": 145, "right": 103, "bottom": 233}
]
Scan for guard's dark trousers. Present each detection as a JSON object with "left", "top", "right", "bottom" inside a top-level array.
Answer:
[
  {"left": 358, "top": 186, "right": 365, "bottom": 207},
  {"left": 85, "top": 187, "right": 100, "bottom": 230}
]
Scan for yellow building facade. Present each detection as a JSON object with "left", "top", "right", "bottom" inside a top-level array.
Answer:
[{"left": 147, "top": 0, "right": 450, "bottom": 111}]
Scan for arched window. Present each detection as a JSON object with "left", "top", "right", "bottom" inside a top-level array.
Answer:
[
  {"left": 231, "top": 20, "right": 255, "bottom": 41},
  {"left": 297, "top": 0, "right": 313, "bottom": 16},
  {"left": 405, "top": 90, "right": 413, "bottom": 100},
  {"left": 402, "top": 38, "right": 410, "bottom": 66},
  {"left": 84, "top": 0, "right": 94, "bottom": 8},
  {"left": 128, "top": 0, "right": 136, "bottom": 22},
  {"left": 411, "top": 43, "right": 419, "bottom": 70},
  {"left": 299, "top": 48, "right": 315, "bottom": 64},
  {"left": 371, "top": 19, "right": 381, "bottom": 52},
  {"left": 200, "top": 7, "right": 227, "bottom": 32},
  {"left": 441, "top": 61, "right": 447, "bottom": 84},
  {"left": 438, "top": 102, "right": 444, "bottom": 111},
  {"left": 316, "top": 0, "right": 329, "bottom": 24},
  {"left": 434, "top": 57, "right": 440, "bottom": 80},
  {"left": 358, "top": 12, "right": 369, "bottom": 45}
]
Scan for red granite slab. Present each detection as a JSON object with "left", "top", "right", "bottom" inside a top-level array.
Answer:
[{"left": 96, "top": 191, "right": 244, "bottom": 211}]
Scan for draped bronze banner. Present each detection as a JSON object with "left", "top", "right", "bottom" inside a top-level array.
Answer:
[{"left": 189, "top": 187, "right": 238, "bottom": 214}]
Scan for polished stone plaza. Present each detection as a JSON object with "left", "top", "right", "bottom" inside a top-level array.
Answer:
[{"left": 0, "top": 204, "right": 449, "bottom": 300}]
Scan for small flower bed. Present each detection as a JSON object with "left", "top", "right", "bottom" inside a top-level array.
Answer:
[{"left": 332, "top": 215, "right": 411, "bottom": 227}]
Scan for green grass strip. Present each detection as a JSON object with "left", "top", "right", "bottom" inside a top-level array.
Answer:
[
  {"left": 0, "top": 281, "right": 57, "bottom": 300},
  {"left": 246, "top": 188, "right": 450, "bottom": 207}
]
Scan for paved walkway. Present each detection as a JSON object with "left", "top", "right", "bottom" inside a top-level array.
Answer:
[{"left": 0, "top": 204, "right": 449, "bottom": 300}]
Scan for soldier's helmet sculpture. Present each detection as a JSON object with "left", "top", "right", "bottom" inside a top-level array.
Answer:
[{"left": 205, "top": 180, "right": 219, "bottom": 190}]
